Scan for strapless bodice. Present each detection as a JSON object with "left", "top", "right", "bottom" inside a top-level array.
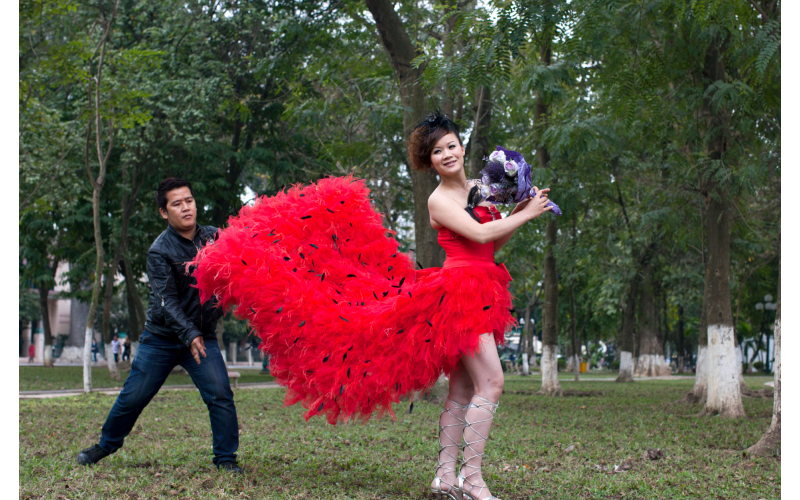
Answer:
[{"left": 437, "top": 205, "right": 502, "bottom": 269}]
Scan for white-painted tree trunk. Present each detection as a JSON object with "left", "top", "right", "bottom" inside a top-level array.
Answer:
[
  {"left": 229, "top": 341, "right": 237, "bottom": 364},
  {"left": 634, "top": 354, "right": 671, "bottom": 377},
  {"left": 538, "top": 345, "right": 562, "bottom": 395},
  {"left": 247, "top": 347, "right": 253, "bottom": 366},
  {"left": 83, "top": 328, "right": 93, "bottom": 393},
  {"left": 616, "top": 351, "right": 634, "bottom": 382},
  {"left": 529, "top": 349, "right": 538, "bottom": 369},
  {"left": 521, "top": 353, "right": 530, "bottom": 376},
  {"left": 684, "top": 346, "right": 707, "bottom": 403},
  {"left": 105, "top": 343, "right": 120, "bottom": 380},
  {"left": 130, "top": 341, "right": 139, "bottom": 361},
  {"left": 702, "top": 325, "right": 745, "bottom": 417},
  {"left": 565, "top": 353, "right": 577, "bottom": 373},
  {"left": 747, "top": 318, "right": 780, "bottom": 455},
  {"left": 569, "top": 353, "right": 580, "bottom": 381},
  {"left": 43, "top": 345, "right": 54, "bottom": 367}
]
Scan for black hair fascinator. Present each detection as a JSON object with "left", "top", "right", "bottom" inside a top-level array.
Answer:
[
  {"left": 416, "top": 109, "right": 457, "bottom": 134},
  {"left": 465, "top": 185, "right": 483, "bottom": 222}
]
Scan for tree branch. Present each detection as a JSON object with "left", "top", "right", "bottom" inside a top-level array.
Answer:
[{"left": 746, "top": 0, "right": 771, "bottom": 22}]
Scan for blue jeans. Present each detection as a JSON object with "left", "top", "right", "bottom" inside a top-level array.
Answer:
[{"left": 98, "top": 331, "right": 239, "bottom": 465}]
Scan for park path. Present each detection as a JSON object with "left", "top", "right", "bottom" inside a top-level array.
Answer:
[
  {"left": 20, "top": 375, "right": 699, "bottom": 400},
  {"left": 19, "top": 381, "right": 282, "bottom": 400}
]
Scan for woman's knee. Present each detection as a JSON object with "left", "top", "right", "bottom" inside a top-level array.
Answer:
[{"left": 475, "top": 372, "right": 504, "bottom": 400}]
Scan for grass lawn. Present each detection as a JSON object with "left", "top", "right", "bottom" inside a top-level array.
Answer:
[
  {"left": 19, "top": 366, "right": 274, "bottom": 392},
  {"left": 19, "top": 375, "right": 779, "bottom": 499}
]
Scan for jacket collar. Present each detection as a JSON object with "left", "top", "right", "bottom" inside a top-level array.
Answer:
[{"left": 166, "top": 222, "right": 202, "bottom": 242}]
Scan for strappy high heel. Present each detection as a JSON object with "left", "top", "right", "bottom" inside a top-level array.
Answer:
[
  {"left": 457, "top": 395, "right": 501, "bottom": 500},
  {"left": 430, "top": 399, "right": 469, "bottom": 499}
]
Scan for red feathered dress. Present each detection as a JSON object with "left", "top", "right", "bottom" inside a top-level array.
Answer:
[{"left": 192, "top": 176, "right": 516, "bottom": 424}]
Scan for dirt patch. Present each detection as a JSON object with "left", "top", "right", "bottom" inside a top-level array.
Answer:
[{"left": 742, "top": 388, "right": 774, "bottom": 398}]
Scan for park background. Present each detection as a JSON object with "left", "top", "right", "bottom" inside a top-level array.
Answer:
[{"left": 17, "top": 0, "right": 789, "bottom": 498}]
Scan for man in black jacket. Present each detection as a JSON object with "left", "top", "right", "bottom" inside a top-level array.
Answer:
[{"left": 77, "top": 178, "right": 242, "bottom": 472}]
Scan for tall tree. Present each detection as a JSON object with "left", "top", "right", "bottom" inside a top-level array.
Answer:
[
  {"left": 363, "top": 0, "right": 444, "bottom": 268},
  {"left": 746, "top": 240, "right": 779, "bottom": 456}
]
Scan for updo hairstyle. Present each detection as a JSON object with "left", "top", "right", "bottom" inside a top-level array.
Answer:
[{"left": 406, "top": 111, "right": 463, "bottom": 171}]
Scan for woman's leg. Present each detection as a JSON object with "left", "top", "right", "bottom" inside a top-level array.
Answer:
[
  {"left": 431, "top": 360, "right": 473, "bottom": 494},
  {"left": 459, "top": 333, "right": 505, "bottom": 499}
]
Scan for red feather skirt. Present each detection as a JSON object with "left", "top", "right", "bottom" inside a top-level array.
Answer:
[{"left": 192, "top": 176, "right": 515, "bottom": 424}]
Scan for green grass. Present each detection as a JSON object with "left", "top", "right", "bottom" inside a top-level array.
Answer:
[
  {"left": 19, "top": 366, "right": 273, "bottom": 392},
  {"left": 19, "top": 375, "right": 779, "bottom": 499}
]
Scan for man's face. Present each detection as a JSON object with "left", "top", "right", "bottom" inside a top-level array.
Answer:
[{"left": 159, "top": 186, "right": 197, "bottom": 234}]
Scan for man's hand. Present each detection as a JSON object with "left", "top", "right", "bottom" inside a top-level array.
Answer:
[{"left": 190, "top": 336, "right": 207, "bottom": 365}]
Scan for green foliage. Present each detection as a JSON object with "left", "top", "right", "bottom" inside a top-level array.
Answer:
[
  {"left": 19, "top": 0, "right": 779, "bottom": 363},
  {"left": 19, "top": 287, "right": 41, "bottom": 325}
]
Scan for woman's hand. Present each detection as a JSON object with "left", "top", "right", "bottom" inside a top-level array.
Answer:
[{"left": 521, "top": 186, "right": 552, "bottom": 220}]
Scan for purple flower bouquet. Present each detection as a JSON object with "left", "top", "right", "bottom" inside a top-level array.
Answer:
[{"left": 477, "top": 146, "right": 562, "bottom": 215}]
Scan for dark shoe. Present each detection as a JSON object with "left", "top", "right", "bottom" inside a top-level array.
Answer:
[
  {"left": 217, "top": 461, "right": 243, "bottom": 474},
  {"left": 77, "top": 444, "right": 111, "bottom": 465}
]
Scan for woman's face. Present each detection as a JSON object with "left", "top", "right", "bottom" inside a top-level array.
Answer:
[{"left": 430, "top": 133, "right": 465, "bottom": 177}]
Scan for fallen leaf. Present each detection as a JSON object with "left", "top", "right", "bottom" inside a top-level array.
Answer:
[
  {"left": 644, "top": 448, "right": 665, "bottom": 460},
  {"left": 614, "top": 459, "right": 633, "bottom": 473},
  {"left": 564, "top": 444, "right": 576, "bottom": 453}
]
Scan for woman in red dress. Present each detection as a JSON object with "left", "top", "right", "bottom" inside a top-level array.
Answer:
[
  {"left": 191, "top": 112, "right": 551, "bottom": 500},
  {"left": 407, "top": 113, "right": 552, "bottom": 500}
]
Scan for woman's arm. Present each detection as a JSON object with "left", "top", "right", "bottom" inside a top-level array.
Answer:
[
  {"left": 429, "top": 188, "right": 551, "bottom": 245},
  {"left": 492, "top": 199, "right": 528, "bottom": 252}
]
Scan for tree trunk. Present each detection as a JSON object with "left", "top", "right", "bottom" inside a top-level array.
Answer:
[
  {"left": 122, "top": 253, "right": 146, "bottom": 343},
  {"left": 37, "top": 260, "right": 59, "bottom": 368},
  {"left": 229, "top": 341, "right": 237, "bottom": 364},
  {"left": 440, "top": 0, "right": 460, "bottom": 119},
  {"left": 634, "top": 261, "right": 671, "bottom": 377},
  {"left": 569, "top": 283, "right": 580, "bottom": 381},
  {"left": 467, "top": 85, "right": 492, "bottom": 178},
  {"left": 364, "top": 0, "right": 443, "bottom": 269},
  {"left": 747, "top": 246, "right": 780, "bottom": 456},
  {"left": 683, "top": 241, "right": 709, "bottom": 403},
  {"left": 83, "top": 0, "right": 119, "bottom": 393},
  {"left": 676, "top": 305, "right": 685, "bottom": 373},
  {"left": 538, "top": 218, "right": 562, "bottom": 396},
  {"left": 101, "top": 250, "right": 122, "bottom": 380},
  {"left": 699, "top": 184, "right": 744, "bottom": 417},
  {"left": 84, "top": 182, "right": 104, "bottom": 393},
  {"left": 534, "top": 26, "right": 560, "bottom": 396},
  {"left": 616, "top": 279, "right": 638, "bottom": 382},
  {"left": 521, "top": 302, "right": 533, "bottom": 376}
]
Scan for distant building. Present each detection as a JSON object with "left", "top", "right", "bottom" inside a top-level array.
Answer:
[{"left": 21, "top": 262, "right": 102, "bottom": 363}]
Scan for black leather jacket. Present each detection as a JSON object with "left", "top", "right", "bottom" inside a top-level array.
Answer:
[{"left": 143, "top": 223, "right": 224, "bottom": 347}]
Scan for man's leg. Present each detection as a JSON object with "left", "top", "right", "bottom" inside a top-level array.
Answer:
[
  {"left": 97, "top": 333, "right": 177, "bottom": 455},
  {"left": 180, "top": 338, "right": 239, "bottom": 466}
]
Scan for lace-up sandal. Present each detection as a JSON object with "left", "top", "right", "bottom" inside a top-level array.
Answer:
[
  {"left": 431, "top": 399, "right": 469, "bottom": 499},
  {"left": 457, "top": 395, "right": 501, "bottom": 500}
]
